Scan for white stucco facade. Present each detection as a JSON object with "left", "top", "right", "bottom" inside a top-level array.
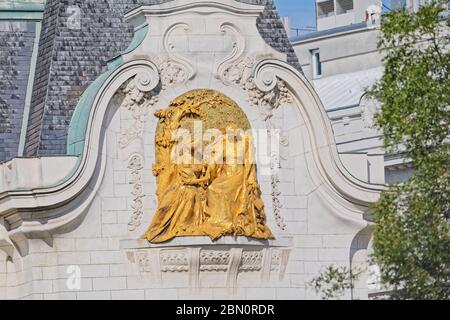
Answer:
[{"left": 0, "top": 0, "right": 383, "bottom": 300}]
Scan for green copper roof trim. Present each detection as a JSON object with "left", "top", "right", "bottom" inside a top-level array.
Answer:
[
  {"left": 0, "top": 1, "right": 45, "bottom": 20},
  {"left": 127, "top": 24, "right": 149, "bottom": 52},
  {"left": 67, "top": 24, "right": 149, "bottom": 157},
  {"left": 0, "top": 11, "right": 43, "bottom": 20},
  {"left": 66, "top": 69, "right": 117, "bottom": 157},
  {"left": 108, "top": 24, "right": 148, "bottom": 69},
  {"left": 0, "top": 1, "right": 45, "bottom": 12}
]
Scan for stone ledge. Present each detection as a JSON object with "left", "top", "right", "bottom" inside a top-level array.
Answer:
[
  {"left": 121, "top": 236, "right": 293, "bottom": 289},
  {"left": 120, "top": 236, "right": 293, "bottom": 250}
]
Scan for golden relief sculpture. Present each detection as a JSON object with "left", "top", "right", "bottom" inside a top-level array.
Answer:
[{"left": 143, "top": 89, "right": 274, "bottom": 243}]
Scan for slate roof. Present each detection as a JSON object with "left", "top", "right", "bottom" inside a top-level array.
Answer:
[
  {"left": 21, "top": 0, "right": 302, "bottom": 157},
  {"left": 0, "top": 20, "right": 36, "bottom": 161}
]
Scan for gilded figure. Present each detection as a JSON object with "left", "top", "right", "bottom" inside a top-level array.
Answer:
[{"left": 143, "top": 90, "right": 273, "bottom": 243}]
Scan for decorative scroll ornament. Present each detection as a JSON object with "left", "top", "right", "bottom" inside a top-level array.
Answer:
[
  {"left": 214, "top": 23, "right": 247, "bottom": 85},
  {"left": 218, "top": 53, "right": 293, "bottom": 146},
  {"left": 156, "top": 56, "right": 189, "bottom": 90},
  {"left": 244, "top": 76, "right": 293, "bottom": 147},
  {"left": 213, "top": 23, "right": 293, "bottom": 143},
  {"left": 119, "top": 76, "right": 159, "bottom": 149},
  {"left": 162, "top": 22, "right": 196, "bottom": 85}
]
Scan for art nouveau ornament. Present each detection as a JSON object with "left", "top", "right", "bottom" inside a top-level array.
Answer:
[
  {"left": 162, "top": 22, "right": 196, "bottom": 83},
  {"left": 127, "top": 154, "right": 145, "bottom": 231},
  {"left": 118, "top": 73, "right": 160, "bottom": 231},
  {"left": 119, "top": 76, "right": 158, "bottom": 150},
  {"left": 124, "top": 243, "right": 291, "bottom": 289},
  {"left": 144, "top": 89, "right": 273, "bottom": 243}
]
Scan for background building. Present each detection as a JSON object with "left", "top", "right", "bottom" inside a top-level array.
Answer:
[
  {"left": 315, "top": 0, "right": 383, "bottom": 31},
  {"left": 291, "top": 0, "right": 420, "bottom": 186},
  {"left": 314, "top": 0, "right": 444, "bottom": 32}
]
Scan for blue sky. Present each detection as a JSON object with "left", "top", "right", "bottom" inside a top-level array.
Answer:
[
  {"left": 274, "top": 0, "right": 393, "bottom": 31},
  {"left": 274, "top": 0, "right": 317, "bottom": 30}
]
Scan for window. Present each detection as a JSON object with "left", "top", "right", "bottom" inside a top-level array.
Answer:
[
  {"left": 317, "top": 0, "right": 335, "bottom": 18},
  {"left": 336, "top": 0, "right": 354, "bottom": 15},
  {"left": 311, "top": 49, "right": 322, "bottom": 78}
]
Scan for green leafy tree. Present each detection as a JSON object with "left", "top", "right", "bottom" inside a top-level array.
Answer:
[
  {"left": 369, "top": 0, "right": 450, "bottom": 300},
  {"left": 310, "top": 266, "right": 359, "bottom": 300}
]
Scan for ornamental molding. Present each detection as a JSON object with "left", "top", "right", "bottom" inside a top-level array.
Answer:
[
  {"left": 217, "top": 52, "right": 293, "bottom": 145},
  {"left": 124, "top": 241, "right": 291, "bottom": 290},
  {"left": 157, "top": 55, "right": 191, "bottom": 90},
  {"left": 271, "top": 172, "right": 287, "bottom": 231},
  {"left": 200, "top": 250, "right": 230, "bottom": 272},
  {"left": 239, "top": 250, "right": 263, "bottom": 272},
  {"left": 214, "top": 22, "right": 246, "bottom": 85},
  {"left": 118, "top": 76, "right": 159, "bottom": 149},
  {"left": 126, "top": 154, "right": 145, "bottom": 231},
  {"left": 125, "top": 0, "right": 266, "bottom": 21},
  {"left": 136, "top": 250, "right": 152, "bottom": 273},
  {"left": 161, "top": 22, "right": 196, "bottom": 85},
  {"left": 160, "top": 249, "right": 190, "bottom": 272}
]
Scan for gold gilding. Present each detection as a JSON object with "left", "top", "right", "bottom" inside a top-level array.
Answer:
[{"left": 143, "top": 89, "right": 274, "bottom": 243}]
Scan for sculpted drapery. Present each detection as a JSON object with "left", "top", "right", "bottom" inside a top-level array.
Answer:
[{"left": 143, "top": 89, "right": 273, "bottom": 243}]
